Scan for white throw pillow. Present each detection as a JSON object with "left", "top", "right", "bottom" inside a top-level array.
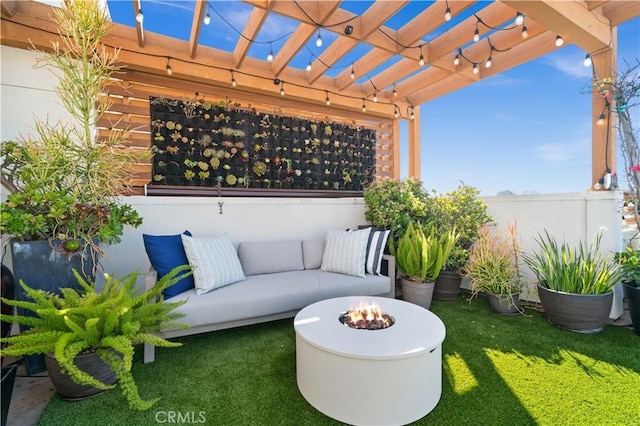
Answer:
[
  {"left": 321, "top": 228, "right": 371, "bottom": 278},
  {"left": 181, "top": 234, "right": 245, "bottom": 295}
]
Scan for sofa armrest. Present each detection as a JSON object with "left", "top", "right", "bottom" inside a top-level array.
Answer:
[
  {"left": 382, "top": 254, "right": 396, "bottom": 298},
  {"left": 145, "top": 267, "right": 158, "bottom": 294}
]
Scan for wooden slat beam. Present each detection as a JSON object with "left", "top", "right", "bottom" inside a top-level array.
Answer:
[
  {"left": 233, "top": 6, "right": 270, "bottom": 68},
  {"left": 602, "top": 1, "right": 640, "bottom": 27},
  {"left": 500, "top": 0, "right": 611, "bottom": 52},
  {"left": 132, "top": 0, "right": 144, "bottom": 47},
  {"left": 1, "top": 1, "right": 16, "bottom": 17},
  {"left": 407, "top": 106, "right": 421, "bottom": 179},
  {"left": 188, "top": 0, "right": 206, "bottom": 58}
]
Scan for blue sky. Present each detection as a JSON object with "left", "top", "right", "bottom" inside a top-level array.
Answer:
[
  {"left": 414, "top": 18, "right": 640, "bottom": 196},
  {"left": 107, "top": 1, "right": 639, "bottom": 196}
]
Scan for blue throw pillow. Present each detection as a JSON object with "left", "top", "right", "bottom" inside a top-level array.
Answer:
[{"left": 143, "top": 230, "right": 194, "bottom": 299}]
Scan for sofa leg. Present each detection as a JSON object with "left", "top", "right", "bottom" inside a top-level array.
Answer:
[{"left": 143, "top": 343, "right": 155, "bottom": 364}]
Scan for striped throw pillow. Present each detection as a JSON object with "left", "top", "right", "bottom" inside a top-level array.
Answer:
[
  {"left": 365, "top": 229, "right": 391, "bottom": 275},
  {"left": 321, "top": 228, "right": 371, "bottom": 278}
]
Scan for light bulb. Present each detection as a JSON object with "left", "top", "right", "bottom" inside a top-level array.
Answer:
[
  {"left": 136, "top": 9, "right": 144, "bottom": 23},
  {"left": 166, "top": 64, "right": 172, "bottom": 76},
  {"left": 267, "top": 50, "right": 273, "bottom": 62},
  {"left": 394, "top": 108, "right": 399, "bottom": 118},
  {"left": 583, "top": 54, "right": 592, "bottom": 67},
  {"left": 444, "top": 7, "right": 451, "bottom": 22},
  {"left": 393, "top": 88, "right": 397, "bottom": 97},
  {"left": 316, "top": 33, "right": 322, "bottom": 47},
  {"left": 473, "top": 28, "right": 480, "bottom": 42},
  {"left": 373, "top": 91, "right": 378, "bottom": 102},
  {"left": 555, "top": 35, "right": 564, "bottom": 47},
  {"left": 410, "top": 108, "right": 415, "bottom": 120},
  {"left": 280, "top": 86, "right": 285, "bottom": 96},
  {"left": 306, "top": 62, "right": 312, "bottom": 71},
  {"left": 419, "top": 54, "right": 425, "bottom": 67},
  {"left": 453, "top": 53, "right": 460, "bottom": 66},
  {"left": 472, "top": 63, "right": 479, "bottom": 74},
  {"left": 231, "top": 77, "right": 237, "bottom": 87},
  {"left": 325, "top": 95, "right": 330, "bottom": 106},
  {"left": 485, "top": 56, "right": 492, "bottom": 68},
  {"left": 362, "top": 100, "right": 366, "bottom": 112},
  {"left": 204, "top": 12, "right": 210, "bottom": 25},
  {"left": 350, "top": 66, "right": 355, "bottom": 80},
  {"left": 515, "top": 12, "right": 524, "bottom": 26},
  {"left": 597, "top": 113, "right": 606, "bottom": 126},
  {"left": 521, "top": 26, "right": 528, "bottom": 39}
]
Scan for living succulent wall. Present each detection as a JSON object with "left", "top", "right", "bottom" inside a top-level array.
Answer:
[{"left": 149, "top": 97, "right": 377, "bottom": 191}]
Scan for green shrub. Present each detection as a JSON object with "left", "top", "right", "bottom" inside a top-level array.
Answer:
[{"left": 396, "top": 222, "right": 458, "bottom": 282}]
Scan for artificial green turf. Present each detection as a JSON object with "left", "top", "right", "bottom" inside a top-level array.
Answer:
[{"left": 38, "top": 296, "right": 640, "bottom": 426}]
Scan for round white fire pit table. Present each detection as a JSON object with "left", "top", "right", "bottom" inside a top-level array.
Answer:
[{"left": 294, "top": 296, "right": 446, "bottom": 426}]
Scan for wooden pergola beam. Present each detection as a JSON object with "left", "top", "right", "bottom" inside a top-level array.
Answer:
[
  {"left": 501, "top": 0, "right": 611, "bottom": 53},
  {"left": 132, "top": 0, "right": 144, "bottom": 47},
  {"left": 233, "top": 5, "right": 271, "bottom": 68},
  {"left": 188, "top": 0, "right": 206, "bottom": 58},
  {"left": 1, "top": 1, "right": 16, "bottom": 17}
]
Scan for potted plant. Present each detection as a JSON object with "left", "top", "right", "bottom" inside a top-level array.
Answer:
[
  {"left": 428, "top": 183, "right": 493, "bottom": 300},
  {"left": 0, "top": 0, "right": 145, "bottom": 374},
  {"left": 463, "top": 222, "right": 524, "bottom": 315},
  {"left": 395, "top": 222, "right": 458, "bottom": 309},
  {"left": 0, "top": 266, "right": 191, "bottom": 410},
  {"left": 523, "top": 231, "right": 624, "bottom": 333},
  {"left": 616, "top": 247, "right": 640, "bottom": 335}
]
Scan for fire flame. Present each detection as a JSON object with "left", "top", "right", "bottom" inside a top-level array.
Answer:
[
  {"left": 346, "top": 302, "right": 384, "bottom": 323},
  {"left": 340, "top": 302, "right": 395, "bottom": 330}
]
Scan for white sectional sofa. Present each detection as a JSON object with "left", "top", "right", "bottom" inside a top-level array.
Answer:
[{"left": 143, "top": 236, "right": 395, "bottom": 363}]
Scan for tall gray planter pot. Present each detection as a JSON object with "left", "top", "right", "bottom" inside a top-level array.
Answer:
[
  {"left": 537, "top": 284, "right": 613, "bottom": 333},
  {"left": 401, "top": 278, "right": 435, "bottom": 310},
  {"left": 10, "top": 240, "right": 97, "bottom": 375}
]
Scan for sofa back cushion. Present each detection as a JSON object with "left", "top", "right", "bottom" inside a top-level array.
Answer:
[
  {"left": 302, "top": 239, "right": 325, "bottom": 270},
  {"left": 238, "top": 240, "right": 304, "bottom": 276}
]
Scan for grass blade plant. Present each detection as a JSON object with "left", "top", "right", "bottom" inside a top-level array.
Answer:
[{"left": 523, "top": 231, "right": 624, "bottom": 294}]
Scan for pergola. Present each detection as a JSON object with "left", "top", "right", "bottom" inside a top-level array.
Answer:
[{"left": 1, "top": 0, "right": 638, "bottom": 191}]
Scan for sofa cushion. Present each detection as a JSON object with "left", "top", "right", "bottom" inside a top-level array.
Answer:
[
  {"left": 302, "top": 239, "right": 325, "bottom": 270},
  {"left": 167, "top": 270, "right": 392, "bottom": 329},
  {"left": 321, "top": 228, "right": 371, "bottom": 278},
  {"left": 143, "top": 230, "right": 194, "bottom": 299},
  {"left": 238, "top": 240, "right": 304, "bottom": 276},
  {"left": 181, "top": 234, "right": 246, "bottom": 295}
]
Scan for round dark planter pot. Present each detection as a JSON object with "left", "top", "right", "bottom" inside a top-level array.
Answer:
[
  {"left": 401, "top": 278, "right": 435, "bottom": 310},
  {"left": 433, "top": 270, "right": 462, "bottom": 301},
  {"left": 45, "top": 351, "right": 118, "bottom": 401},
  {"left": 622, "top": 281, "right": 640, "bottom": 336},
  {"left": 537, "top": 284, "right": 613, "bottom": 333},
  {"left": 487, "top": 293, "right": 522, "bottom": 315}
]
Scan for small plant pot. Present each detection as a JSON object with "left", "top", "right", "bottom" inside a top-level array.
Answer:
[
  {"left": 622, "top": 281, "right": 640, "bottom": 336},
  {"left": 401, "top": 278, "right": 435, "bottom": 310},
  {"left": 487, "top": 293, "right": 522, "bottom": 315},
  {"left": 433, "top": 270, "right": 462, "bottom": 301},
  {"left": 46, "top": 352, "right": 118, "bottom": 401}
]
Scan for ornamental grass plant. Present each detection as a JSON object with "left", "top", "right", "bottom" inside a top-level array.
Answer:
[{"left": 523, "top": 231, "right": 624, "bottom": 294}]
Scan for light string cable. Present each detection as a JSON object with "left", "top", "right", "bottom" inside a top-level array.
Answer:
[{"left": 292, "top": 0, "right": 359, "bottom": 28}]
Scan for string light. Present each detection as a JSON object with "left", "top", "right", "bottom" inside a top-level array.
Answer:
[
  {"left": 444, "top": 0, "right": 451, "bottom": 21},
  {"left": 350, "top": 64, "right": 355, "bottom": 80},
  {"left": 325, "top": 90, "right": 330, "bottom": 106},
  {"left": 306, "top": 62, "right": 312, "bottom": 72},
  {"left": 597, "top": 112, "right": 606, "bottom": 126},
  {"left": 267, "top": 44, "right": 274, "bottom": 62},
  {"left": 394, "top": 106, "right": 399, "bottom": 118},
  {"left": 521, "top": 25, "right": 528, "bottom": 39},
  {"left": 204, "top": 12, "right": 211, "bottom": 25},
  {"left": 419, "top": 46, "right": 425, "bottom": 66},
  {"left": 583, "top": 53, "right": 592, "bottom": 67},
  {"left": 362, "top": 98, "right": 366, "bottom": 112},
  {"left": 472, "top": 63, "right": 479, "bottom": 74},
  {"left": 410, "top": 106, "right": 415, "bottom": 120},
  {"left": 473, "top": 21, "right": 480, "bottom": 42},
  {"left": 485, "top": 55, "right": 492, "bottom": 68},
  {"left": 165, "top": 57, "right": 172, "bottom": 76},
  {"left": 230, "top": 71, "right": 236, "bottom": 87},
  {"left": 136, "top": 9, "right": 144, "bottom": 23},
  {"left": 555, "top": 35, "right": 564, "bottom": 47},
  {"left": 315, "top": 31, "right": 323, "bottom": 47},
  {"left": 453, "top": 49, "right": 461, "bottom": 66},
  {"left": 392, "top": 84, "right": 397, "bottom": 97},
  {"left": 515, "top": 12, "right": 524, "bottom": 26},
  {"left": 280, "top": 81, "right": 285, "bottom": 96},
  {"left": 373, "top": 90, "right": 378, "bottom": 102}
]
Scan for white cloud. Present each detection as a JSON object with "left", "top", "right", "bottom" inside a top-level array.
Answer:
[
  {"left": 536, "top": 137, "right": 590, "bottom": 162},
  {"left": 543, "top": 53, "right": 591, "bottom": 79}
]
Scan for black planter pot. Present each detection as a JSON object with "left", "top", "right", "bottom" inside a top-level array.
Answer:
[
  {"left": 537, "top": 284, "right": 613, "bottom": 333},
  {"left": 10, "top": 240, "right": 97, "bottom": 375},
  {"left": 1, "top": 364, "right": 17, "bottom": 426},
  {"left": 45, "top": 352, "right": 117, "bottom": 400},
  {"left": 433, "top": 270, "right": 462, "bottom": 301},
  {"left": 622, "top": 281, "right": 640, "bottom": 336}
]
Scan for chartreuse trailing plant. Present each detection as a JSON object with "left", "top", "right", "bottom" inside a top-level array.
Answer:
[
  {"left": 396, "top": 222, "right": 458, "bottom": 283},
  {"left": 615, "top": 247, "right": 640, "bottom": 285},
  {"left": 0, "top": 266, "right": 192, "bottom": 410},
  {"left": 523, "top": 231, "right": 624, "bottom": 295}
]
